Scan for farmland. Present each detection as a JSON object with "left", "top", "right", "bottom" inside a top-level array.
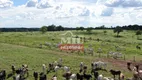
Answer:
[{"left": 0, "top": 30, "right": 142, "bottom": 80}]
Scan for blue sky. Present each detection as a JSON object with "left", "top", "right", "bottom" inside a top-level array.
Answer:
[
  {"left": 0, "top": 0, "right": 142, "bottom": 28},
  {"left": 12, "top": 0, "right": 28, "bottom": 6}
]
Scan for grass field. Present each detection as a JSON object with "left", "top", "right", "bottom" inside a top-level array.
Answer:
[{"left": 0, "top": 30, "right": 141, "bottom": 80}]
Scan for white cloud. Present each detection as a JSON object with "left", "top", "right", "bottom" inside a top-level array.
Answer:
[
  {"left": 79, "top": 7, "right": 90, "bottom": 16},
  {"left": 105, "top": 0, "right": 142, "bottom": 7},
  {"left": 26, "top": 0, "right": 38, "bottom": 7},
  {"left": 101, "top": 7, "right": 113, "bottom": 16},
  {"left": 0, "top": 0, "right": 13, "bottom": 8},
  {"left": 37, "top": 0, "right": 52, "bottom": 9},
  {"left": 1, "top": 0, "right": 142, "bottom": 28}
]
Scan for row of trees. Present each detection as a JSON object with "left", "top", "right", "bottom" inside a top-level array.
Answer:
[
  {"left": 95, "top": 24, "right": 142, "bottom": 30},
  {"left": 121, "top": 25, "right": 142, "bottom": 30},
  {"left": 47, "top": 25, "right": 64, "bottom": 31},
  {"left": 75, "top": 26, "right": 141, "bottom": 39},
  {"left": 0, "top": 28, "right": 39, "bottom": 32},
  {"left": 40, "top": 25, "right": 65, "bottom": 33},
  {"left": 40, "top": 25, "right": 141, "bottom": 38}
]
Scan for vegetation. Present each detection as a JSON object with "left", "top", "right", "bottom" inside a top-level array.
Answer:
[
  {"left": 79, "top": 27, "right": 85, "bottom": 31},
  {"left": 76, "top": 27, "right": 85, "bottom": 31},
  {"left": 0, "top": 29, "right": 142, "bottom": 79},
  {"left": 86, "top": 27, "right": 93, "bottom": 34},
  {"left": 0, "top": 24, "right": 142, "bottom": 32},
  {"left": 136, "top": 30, "right": 142, "bottom": 40},
  {"left": 76, "top": 27, "right": 80, "bottom": 31},
  {"left": 40, "top": 26, "right": 47, "bottom": 34},
  {"left": 103, "top": 30, "right": 107, "bottom": 35},
  {"left": 113, "top": 26, "right": 123, "bottom": 37},
  {"left": 47, "top": 24, "right": 64, "bottom": 31}
]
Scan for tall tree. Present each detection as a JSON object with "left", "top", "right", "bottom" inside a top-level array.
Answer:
[
  {"left": 40, "top": 26, "right": 47, "bottom": 34},
  {"left": 56, "top": 25, "right": 64, "bottom": 31},
  {"left": 47, "top": 24, "right": 56, "bottom": 31},
  {"left": 114, "top": 26, "right": 123, "bottom": 37},
  {"left": 136, "top": 30, "right": 142, "bottom": 39},
  {"left": 80, "top": 27, "right": 84, "bottom": 31},
  {"left": 76, "top": 27, "right": 80, "bottom": 31}
]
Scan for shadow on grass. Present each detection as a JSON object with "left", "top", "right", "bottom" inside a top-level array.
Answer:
[
  {"left": 74, "top": 31, "right": 99, "bottom": 35},
  {"left": 137, "top": 38, "right": 142, "bottom": 40},
  {"left": 114, "top": 35, "right": 123, "bottom": 38}
]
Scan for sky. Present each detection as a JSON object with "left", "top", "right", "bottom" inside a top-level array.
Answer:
[{"left": 0, "top": 0, "right": 142, "bottom": 28}]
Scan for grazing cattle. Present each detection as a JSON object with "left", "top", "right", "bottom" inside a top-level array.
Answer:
[
  {"left": 83, "top": 48, "right": 93, "bottom": 55},
  {"left": 108, "top": 52, "right": 122, "bottom": 59},
  {"left": 76, "top": 73, "right": 84, "bottom": 80},
  {"left": 21, "top": 64, "right": 29, "bottom": 78},
  {"left": 45, "top": 42, "right": 52, "bottom": 47},
  {"left": 109, "top": 69, "right": 121, "bottom": 79},
  {"left": 98, "top": 74, "right": 103, "bottom": 80},
  {"left": 54, "top": 59, "right": 63, "bottom": 68},
  {"left": 63, "top": 66, "right": 70, "bottom": 73},
  {"left": 83, "top": 73, "right": 92, "bottom": 80},
  {"left": 132, "top": 71, "right": 139, "bottom": 80},
  {"left": 91, "top": 61, "right": 107, "bottom": 70},
  {"left": 91, "top": 71, "right": 99, "bottom": 80},
  {"left": 12, "top": 65, "right": 16, "bottom": 74},
  {"left": 103, "top": 77, "right": 114, "bottom": 80},
  {"left": 47, "top": 63, "right": 54, "bottom": 73},
  {"left": 51, "top": 75, "right": 57, "bottom": 80},
  {"left": 63, "top": 72, "right": 72, "bottom": 80},
  {"left": 135, "top": 65, "right": 139, "bottom": 72},
  {"left": 79, "top": 62, "right": 84, "bottom": 73},
  {"left": 39, "top": 72, "right": 47, "bottom": 80},
  {"left": 33, "top": 71, "right": 38, "bottom": 80},
  {"left": 14, "top": 74, "right": 21, "bottom": 80},
  {"left": 42, "top": 64, "right": 46, "bottom": 74},
  {"left": 7, "top": 73, "right": 13, "bottom": 79},
  {"left": 70, "top": 74, "right": 76, "bottom": 80},
  {"left": 120, "top": 73, "right": 125, "bottom": 80},
  {"left": 0, "top": 70, "right": 6, "bottom": 80},
  {"left": 58, "top": 58, "right": 63, "bottom": 67},
  {"left": 15, "top": 65, "right": 29, "bottom": 79},
  {"left": 54, "top": 66, "right": 60, "bottom": 72},
  {"left": 97, "top": 48, "right": 103, "bottom": 53},
  {"left": 136, "top": 45, "right": 141, "bottom": 49},
  {"left": 127, "top": 62, "right": 132, "bottom": 71},
  {"left": 83, "top": 65, "right": 87, "bottom": 74},
  {"left": 132, "top": 65, "right": 142, "bottom": 80},
  {"left": 16, "top": 68, "right": 22, "bottom": 75}
]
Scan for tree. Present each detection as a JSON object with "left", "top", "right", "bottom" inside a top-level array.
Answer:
[
  {"left": 103, "top": 30, "right": 107, "bottom": 35},
  {"left": 40, "top": 26, "right": 47, "bottom": 34},
  {"left": 76, "top": 27, "right": 80, "bottom": 31},
  {"left": 47, "top": 24, "right": 56, "bottom": 31},
  {"left": 86, "top": 27, "right": 93, "bottom": 34},
  {"left": 56, "top": 25, "right": 64, "bottom": 31},
  {"left": 113, "top": 26, "right": 123, "bottom": 37},
  {"left": 79, "top": 27, "right": 84, "bottom": 31},
  {"left": 136, "top": 30, "right": 142, "bottom": 39},
  {"left": 0, "top": 29, "right": 2, "bottom": 34}
]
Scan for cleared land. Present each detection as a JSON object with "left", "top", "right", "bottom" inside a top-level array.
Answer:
[{"left": 0, "top": 30, "right": 141, "bottom": 80}]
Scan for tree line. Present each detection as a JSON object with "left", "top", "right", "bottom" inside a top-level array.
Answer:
[
  {"left": 0, "top": 24, "right": 142, "bottom": 32},
  {"left": 0, "top": 28, "right": 39, "bottom": 32},
  {"left": 95, "top": 25, "right": 142, "bottom": 30}
]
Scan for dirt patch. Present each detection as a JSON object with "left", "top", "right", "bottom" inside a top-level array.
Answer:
[{"left": 95, "top": 58, "right": 142, "bottom": 70}]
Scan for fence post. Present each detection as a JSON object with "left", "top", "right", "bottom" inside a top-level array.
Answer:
[
  {"left": 107, "top": 53, "right": 109, "bottom": 58},
  {"left": 133, "top": 56, "right": 136, "bottom": 62},
  {"left": 124, "top": 55, "right": 125, "bottom": 60}
]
